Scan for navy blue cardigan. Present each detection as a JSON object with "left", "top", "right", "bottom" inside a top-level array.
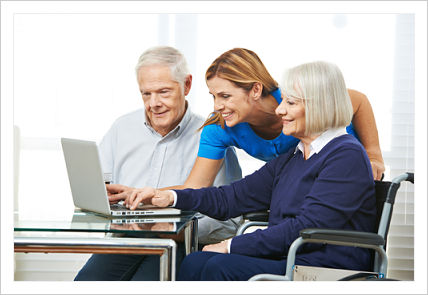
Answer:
[{"left": 175, "top": 134, "right": 376, "bottom": 271}]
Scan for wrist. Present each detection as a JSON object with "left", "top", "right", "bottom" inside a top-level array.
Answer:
[
  {"left": 169, "top": 191, "right": 174, "bottom": 206},
  {"left": 167, "top": 190, "right": 177, "bottom": 206}
]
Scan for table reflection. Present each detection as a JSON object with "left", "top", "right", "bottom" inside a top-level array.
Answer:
[{"left": 110, "top": 222, "right": 175, "bottom": 232}]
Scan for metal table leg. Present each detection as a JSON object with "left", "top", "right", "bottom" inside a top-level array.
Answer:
[
  {"left": 184, "top": 216, "right": 198, "bottom": 255},
  {"left": 14, "top": 236, "right": 177, "bottom": 281}
]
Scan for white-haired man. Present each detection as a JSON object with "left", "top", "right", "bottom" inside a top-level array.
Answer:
[{"left": 74, "top": 46, "right": 242, "bottom": 280}]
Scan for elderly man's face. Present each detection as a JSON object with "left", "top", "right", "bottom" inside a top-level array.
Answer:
[{"left": 137, "top": 65, "right": 189, "bottom": 136}]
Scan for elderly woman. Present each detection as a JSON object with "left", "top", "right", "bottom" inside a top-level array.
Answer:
[{"left": 128, "top": 61, "right": 376, "bottom": 281}]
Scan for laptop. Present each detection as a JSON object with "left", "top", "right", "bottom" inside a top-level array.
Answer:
[{"left": 61, "top": 137, "right": 181, "bottom": 216}]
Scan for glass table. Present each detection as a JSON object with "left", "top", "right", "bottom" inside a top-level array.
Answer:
[{"left": 14, "top": 209, "right": 198, "bottom": 281}]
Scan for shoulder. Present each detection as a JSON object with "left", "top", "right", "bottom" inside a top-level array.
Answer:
[
  {"left": 347, "top": 89, "right": 369, "bottom": 106},
  {"left": 111, "top": 108, "right": 144, "bottom": 127},
  {"left": 185, "top": 109, "right": 205, "bottom": 128},
  {"left": 201, "top": 122, "right": 230, "bottom": 139},
  {"left": 100, "top": 109, "right": 144, "bottom": 142},
  {"left": 322, "top": 134, "right": 373, "bottom": 179},
  {"left": 102, "top": 109, "right": 144, "bottom": 139},
  {"left": 324, "top": 135, "right": 369, "bottom": 164},
  {"left": 327, "top": 134, "right": 364, "bottom": 151},
  {"left": 347, "top": 89, "right": 367, "bottom": 98}
]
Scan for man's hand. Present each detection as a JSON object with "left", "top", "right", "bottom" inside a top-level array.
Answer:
[
  {"left": 106, "top": 184, "right": 135, "bottom": 204},
  {"left": 124, "top": 187, "right": 174, "bottom": 210},
  {"left": 202, "top": 239, "right": 230, "bottom": 254}
]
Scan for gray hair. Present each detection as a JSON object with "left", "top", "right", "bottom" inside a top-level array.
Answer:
[
  {"left": 135, "top": 46, "right": 190, "bottom": 90},
  {"left": 282, "top": 61, "right": 353, "bottom": 135}
]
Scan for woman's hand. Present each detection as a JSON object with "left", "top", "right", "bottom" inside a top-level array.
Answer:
[
  {"left": 124, "top": 187, "right": 175, "bottom": 210},
  {"left": 370, "top": 159, "right": 386, "bottom": 181},
  {"left": 202, "top": 239, "right": 230, "bottom": 254}
]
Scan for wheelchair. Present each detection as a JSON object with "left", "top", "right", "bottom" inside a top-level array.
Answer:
[{"left": 235, "top": 172, "right": 414, "bottom": 281}]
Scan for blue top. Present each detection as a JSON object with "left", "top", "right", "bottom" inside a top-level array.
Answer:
[
  {"left": 176, "top": 134, "right": 376, "bottom": 271},
  {"left": 198, "top": 121, "right": 359, "bottom": 162},
  {"left": 198, "top": 89, "right": 359, "bottom": 161}
]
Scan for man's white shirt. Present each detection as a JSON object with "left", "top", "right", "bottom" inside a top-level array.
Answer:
[{"left": 98, "top": 105, "right": 243, "bottom": 244}]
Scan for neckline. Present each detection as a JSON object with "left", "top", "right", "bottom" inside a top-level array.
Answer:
[{"left": 241, "top": 122, "right": 284, "bottom": 142}]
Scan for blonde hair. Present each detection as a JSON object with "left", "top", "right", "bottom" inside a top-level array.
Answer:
[
  {"left": 282, "top": 61, "right": 353, "bottom": 135},
  {"left": 200, "top": 48, "right": 279, "bottom": 130}
]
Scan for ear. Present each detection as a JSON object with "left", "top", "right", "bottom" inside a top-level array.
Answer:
[
  {"left": 251, "top": 82, "right": 263, "bottom": 101},
  {"left": 183, "top": 74, "right": 192, "bottom": 96}
]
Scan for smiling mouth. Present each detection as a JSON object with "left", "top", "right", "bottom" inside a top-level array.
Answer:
[
  {"left": 221, "top": 112, "right": 233, "bottom": 120},
  {"left": 152, "top": 110, "right": 168, "bottom": 117}
]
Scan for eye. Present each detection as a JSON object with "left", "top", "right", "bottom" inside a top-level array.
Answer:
[
  {"left": 160, "top": 89, "right": 171, "bottom": 96},
  {"left": 221, "top": 94, "right": 231, "bottom": 99}
]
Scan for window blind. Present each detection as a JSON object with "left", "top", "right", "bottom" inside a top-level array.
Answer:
[{"left": 382, "top": 14, "right": 415, "bottom": 281}]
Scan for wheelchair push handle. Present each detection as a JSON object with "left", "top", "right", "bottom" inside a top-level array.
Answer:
[
  {"left": 391, "top": 172, "right": 414, "bottom": 185},
  {"left": 386, "top": 172, "right": 414, "bottom": 204},
  {"left": 405, "top": 172, "right": 414, "bottom": 184}
]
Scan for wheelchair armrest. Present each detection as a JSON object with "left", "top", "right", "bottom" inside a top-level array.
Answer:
[
  {"left": 236, "top": 211, "right": 269, "bottom": 236},
  {"left": 300, "top": 228, "right": 385, "bottom": 246},
  {"left": 243, "top": 210, "right": 269, "bottom": 222}
]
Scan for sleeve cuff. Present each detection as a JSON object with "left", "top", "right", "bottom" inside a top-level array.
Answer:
[
  {"left": 169, "top": 190, "right": 178, "bottom": 207},
  {"left": 227, "top": 238, "right": 232, "bottom": 253}
]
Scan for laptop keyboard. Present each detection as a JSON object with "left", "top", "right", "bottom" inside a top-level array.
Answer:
[{"left": 110, "top": 203, "right": 130, "bottom": 211}]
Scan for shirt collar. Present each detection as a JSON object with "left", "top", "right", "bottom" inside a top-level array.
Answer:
[
  {"left": 294, "top": 127, "right": 347, "bottom": 159},
  {"left": 143, "top": 101, "right": 192, "bottom": 138}
]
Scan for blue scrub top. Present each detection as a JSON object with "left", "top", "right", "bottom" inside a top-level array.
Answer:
[{"left": 198, "top": 88, "right": 359, "bottom": 162}]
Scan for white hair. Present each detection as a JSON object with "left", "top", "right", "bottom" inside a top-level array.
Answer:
[
  {"left": 282, "top": 61, "right": 353, "bottom": 135},
  {"left": 135, "top": 46, "right": 190, "bottom": 90}
]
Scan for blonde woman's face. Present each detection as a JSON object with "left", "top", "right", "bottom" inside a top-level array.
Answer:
[
  {"left": 206, "top": 76, "right": 252, "bottom": 127},
  {"left": 275, "top": 95, "right": 306, "bottom": 139}
]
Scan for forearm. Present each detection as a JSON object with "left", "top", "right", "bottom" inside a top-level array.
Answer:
[
  {"left": 174, "top": 186, "right": 239, "bottom": 221},
  {"left": 230, "top": 217, "right": 325, "bottom": 258},
  {"left": 174, "top": 164, "right": 274, "bottom": 220},
  {"left": 352, "top": 100, "right": 383, "bottom": 161},
  {"left": 160, "top": 184, "right": 186, "bottom": 191},
  {"left": 348, "top": 89, "right": 385, "bottom": 179},
  {"left": 160, "top": 157, "right": 224, "bottom": 191}
]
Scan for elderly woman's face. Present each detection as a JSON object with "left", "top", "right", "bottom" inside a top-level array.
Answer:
[{"left": 275, "top": 95, "right": 306, "bottom": 139}]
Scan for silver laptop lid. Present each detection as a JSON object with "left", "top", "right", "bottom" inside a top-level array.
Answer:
[
  {"left": 61, "top": 137, "right": 181, "bottom": 216},
  {"left": 61, "top": 137, "right": 112, "bottom": 215}
]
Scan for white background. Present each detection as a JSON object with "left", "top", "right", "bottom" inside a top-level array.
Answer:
[{"left": 2, "top": 1, "right": 427, "bottom": 294}]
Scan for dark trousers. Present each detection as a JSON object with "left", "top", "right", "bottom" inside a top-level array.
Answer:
[
  {"left": 74, "top": 242, "right": 188, "bottom": 281},
  {"left": 178, "top": 251, "right": 288, "bottom": 281}
]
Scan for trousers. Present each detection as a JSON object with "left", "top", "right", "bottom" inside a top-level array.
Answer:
[
  {"left": 177, "top": 251, "right": 289, "bottom": 281},
  {"left": 74, "top": 242, "right": 187, "bottom": 281}
]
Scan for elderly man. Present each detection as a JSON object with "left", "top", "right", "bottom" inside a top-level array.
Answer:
[{"left": 74, "top": 46, "right": 242, "bottom": 281}]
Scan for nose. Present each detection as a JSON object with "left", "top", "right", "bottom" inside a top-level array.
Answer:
[
  {"left": 275, "top": 99, "right": 287, "bottom": 116},
  {"left": 213, "top": 97, "right": 224, "bottom": 112},
  {"left": 149, "top": 94, "right": 162, "bottom": 108}
]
